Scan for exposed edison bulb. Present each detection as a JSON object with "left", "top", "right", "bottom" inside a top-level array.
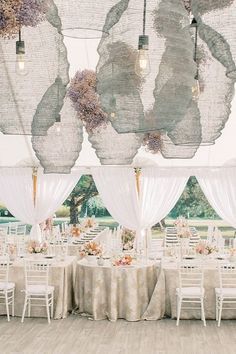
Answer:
[
  {"left": 16, "top": 31, "right": 28, "bottom": 76},
  {"left": 135, "top": 35, "right": 150, "bottom": 78},
  {"left": 135, "top": 49, "right": 151, "bottom": 78},
  {"left": 15, "top": 54, "right": 27, "bottom": 76},
  {"left": 192, "top": 77, "right": 200, "bottom": 101}
]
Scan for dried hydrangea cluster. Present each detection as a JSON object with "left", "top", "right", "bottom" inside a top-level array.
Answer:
[
  {"left": 183, "top": 0, "right": 191, "bottom": 13},
  {"left": 68, "top": 69, "right": 108, "bottom": 133},
  {"left": 0, "top": 0, "right": 48, "bottom": 38},
  {"left": 142, "top": 132, "right": 162, "bottom": 154}
]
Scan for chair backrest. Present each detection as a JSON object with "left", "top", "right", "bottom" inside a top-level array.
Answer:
[
  {"left": 0, "top": 228, "right": 7, "bottom": 254},
  {"left": 165, "top": 228, "right": 179, "bottom": 247},
  {"left": 0, "top": 256, "right": 10, "bottom": 284},
  {"left": 16, "top": 236, "right": 27, "bottom": 256},
  {"left": 8, "top": 223, "right": 19, "bottom": 235},
  {"left": 24, "top": 260, "right": 50, "bottom": 289},
  {"left": 218, "top": 263, "right": 236, "bottom": 289},
  {"left": 178, "top": 261, "right": 204, "bottom": 289},
  {"left": 17, "top": 225, "right": 27, "bottom": 236},
  {"left": 189, "top": 227, "right": 200, "bottom": 246}
]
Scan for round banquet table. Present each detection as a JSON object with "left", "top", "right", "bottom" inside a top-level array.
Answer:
[{"left": 74, "top": 259, "right": 158, "bottom": 321}]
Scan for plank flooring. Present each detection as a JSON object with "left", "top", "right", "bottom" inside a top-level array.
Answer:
[{"left": 0, "top": 315, "right": 235, "bottom": 354}]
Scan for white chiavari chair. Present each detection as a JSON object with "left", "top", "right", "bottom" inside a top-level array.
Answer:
[
  {"left": 8, "top": 223, "right": 18, "bottom": 235},
  {"left": 189, "top": 227, "right": 200, "bottom": 247},
  {"left": 21, "top": 260, "right": 54, "bottom": 324},
  {"left": 165, "top": 227, "right": 179, "bottom": 247},
  {"left": 176, "top": 260, "right": 206, "bottom": 326},
  {"left": 148, "top": 238, "right": 164, "bottom": 260},
  {"left": 17, "top": 225, "right": 27, "bottom": 236},
  {"left": 215, "top": 262, "right": 236, "bottom": 327},
  {"left": 0, "top": 255, "right": 15, "bottom": 321}
]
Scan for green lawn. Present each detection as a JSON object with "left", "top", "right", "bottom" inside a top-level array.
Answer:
[{"left": 2, "top": 216, "right": 235, "bottom": 241}]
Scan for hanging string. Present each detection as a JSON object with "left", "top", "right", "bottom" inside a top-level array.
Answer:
[
  {"left": 192, "top": 18, "right": 199, "bottom": 79},
  {"left": 142, "top": 0, "right": 147, "bottom": 35}
]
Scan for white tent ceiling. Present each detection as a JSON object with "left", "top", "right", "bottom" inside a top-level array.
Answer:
[{"left": 0, "top": 37, "right": 236, "bottom": 168}]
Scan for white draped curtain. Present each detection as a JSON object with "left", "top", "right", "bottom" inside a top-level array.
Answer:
[
  {"left": 92, "top": 167, "right": 140, "bottom": 230},
  {"left": 197, "top": 168, "right": 236, "bottom": 228},
  {"left": 92, "top": 167, "right": 189, "bottom": 246},
  {"left": 0, "top": 168, "right": 81, "bottom": 241},
  {"left": 140, "top": 168, "right": 189, "bottom": 229}
]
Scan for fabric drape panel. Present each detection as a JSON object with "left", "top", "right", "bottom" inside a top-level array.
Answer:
[
  {"left": 0, "top": 168, "right": 81, "bottom": 240},
  {"left": 140, "top": 168, "right": 189, "bottom": 229},
  {"left": 0, "top": 168, "right": 35, "bottom": 224},
  {"left": 92, "top": 167, "right": 140, "bottom": 230},
  {"left": 31, "top": 169, "right": 82, "bottom": 240},
  {"left": 197, "top": 169, "right": 236, "bottom": 228},
  {"left": 92, "top": 167, "right": 189, "bottom": 246}
]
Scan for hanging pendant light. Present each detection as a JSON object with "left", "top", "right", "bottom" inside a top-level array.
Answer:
[
  {"left": 15, "top": 29, "right": 27, "bottom": 76},
  {"left": 0, "top": 1, "right": 70, "bottom": 136},
  {"left": 191, "top": 17, "right": 200, "bottom": 101},
  {"left": 135, "top": 0, "right": 150, "bottom": 78}
]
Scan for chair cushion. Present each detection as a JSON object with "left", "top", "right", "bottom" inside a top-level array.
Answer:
[
  {"left": 25, "top": 285, "right": 54, "bottom": 295},
  {"left": 176, "top": 287, "right": 205, "bottom": 297},
  {"left": 215, "top": 288, "right": 236, "bottom": 297},
  {"left": 0, "top": 282, "right": 15, "bottom": 291}
]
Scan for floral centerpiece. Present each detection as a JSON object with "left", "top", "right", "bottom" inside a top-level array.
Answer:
[
  {"left": 195, "top": 241, "right": 217, "bottom": 256},
  {"left": 27, "top": 241, "right": 48, "bottom": 254},
  {"left": 82, "top": 217, "right": 97, "bottom": 229},
  {"left": 174, "top": 217, "right": 191, "bottom": 238},
  {"left": 112, "top": 254, "right": 133, "bottom": 266},
  {"left": 121, "top": 228, "right": 135, "bottom": 250},
  {"left": 79, "top": 241, "right": 102, "bottom": 258},
  {"left": 0, "top": 0, "right": 48, "bottom": 38},
  {"left": 71, "top": 226, "right": 81, "bottom": 237}
]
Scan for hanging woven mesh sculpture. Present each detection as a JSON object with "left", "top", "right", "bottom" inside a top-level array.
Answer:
[
  {"left": 96, "top": 0, "right": 197, "bottom": 134},
  {"left": 191, "top": 0, "right": 236, "bottom": 79},
  {"left": 32, "top": 97, "right": 83, "bottom": 174},
  {"left": 194, "top": 34, "right": 235, "bottom": 145},
  {"left": 0, "top": 0, "right": 69, "bottom": 135},
  {"left": 54, "top": 0, "right": 118, "bottom": 39},
  {"left": 160, "top": 134, "right": 199, "bottom": 159},
  {"left": 88, "top": 123, "right": 142, "bottom": 165}
]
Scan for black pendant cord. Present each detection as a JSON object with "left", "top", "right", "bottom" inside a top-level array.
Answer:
[
  {"left": 193, "top": 19, "right": 199, "bottom": 80},
  {"left": 142, "top": 0, "right": 147, "bottom": 35},
  {"left": 19, "top": 28, "right": 22, "bottom": 42}
]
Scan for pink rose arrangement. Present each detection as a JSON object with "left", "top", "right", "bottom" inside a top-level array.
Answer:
[
  {"left": 195, "top": 241, "right": 217, "bottom": 255},
  {"left": 112, "top": 254, "right": 133, "bottom": 266},
  {"left": 79, "top": 241, "right": 102, "bottom": 257},
  {"left": 27, "top": 240, "right": 48, "bottom": 254}
]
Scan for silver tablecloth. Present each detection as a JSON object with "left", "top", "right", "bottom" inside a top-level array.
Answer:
[
  {"left": 143, "top": 260, "right": 236, "bottom": 320},
  {"left": 74, "top": 260, "right": 158, "bottom": 321},
  {"left": 4, "top": 256, "right": 77, "bottom": 319}
]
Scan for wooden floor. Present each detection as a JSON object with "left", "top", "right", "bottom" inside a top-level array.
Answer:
[{"left": 0, "top": 315, "right": 235, "bottom": 354}]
